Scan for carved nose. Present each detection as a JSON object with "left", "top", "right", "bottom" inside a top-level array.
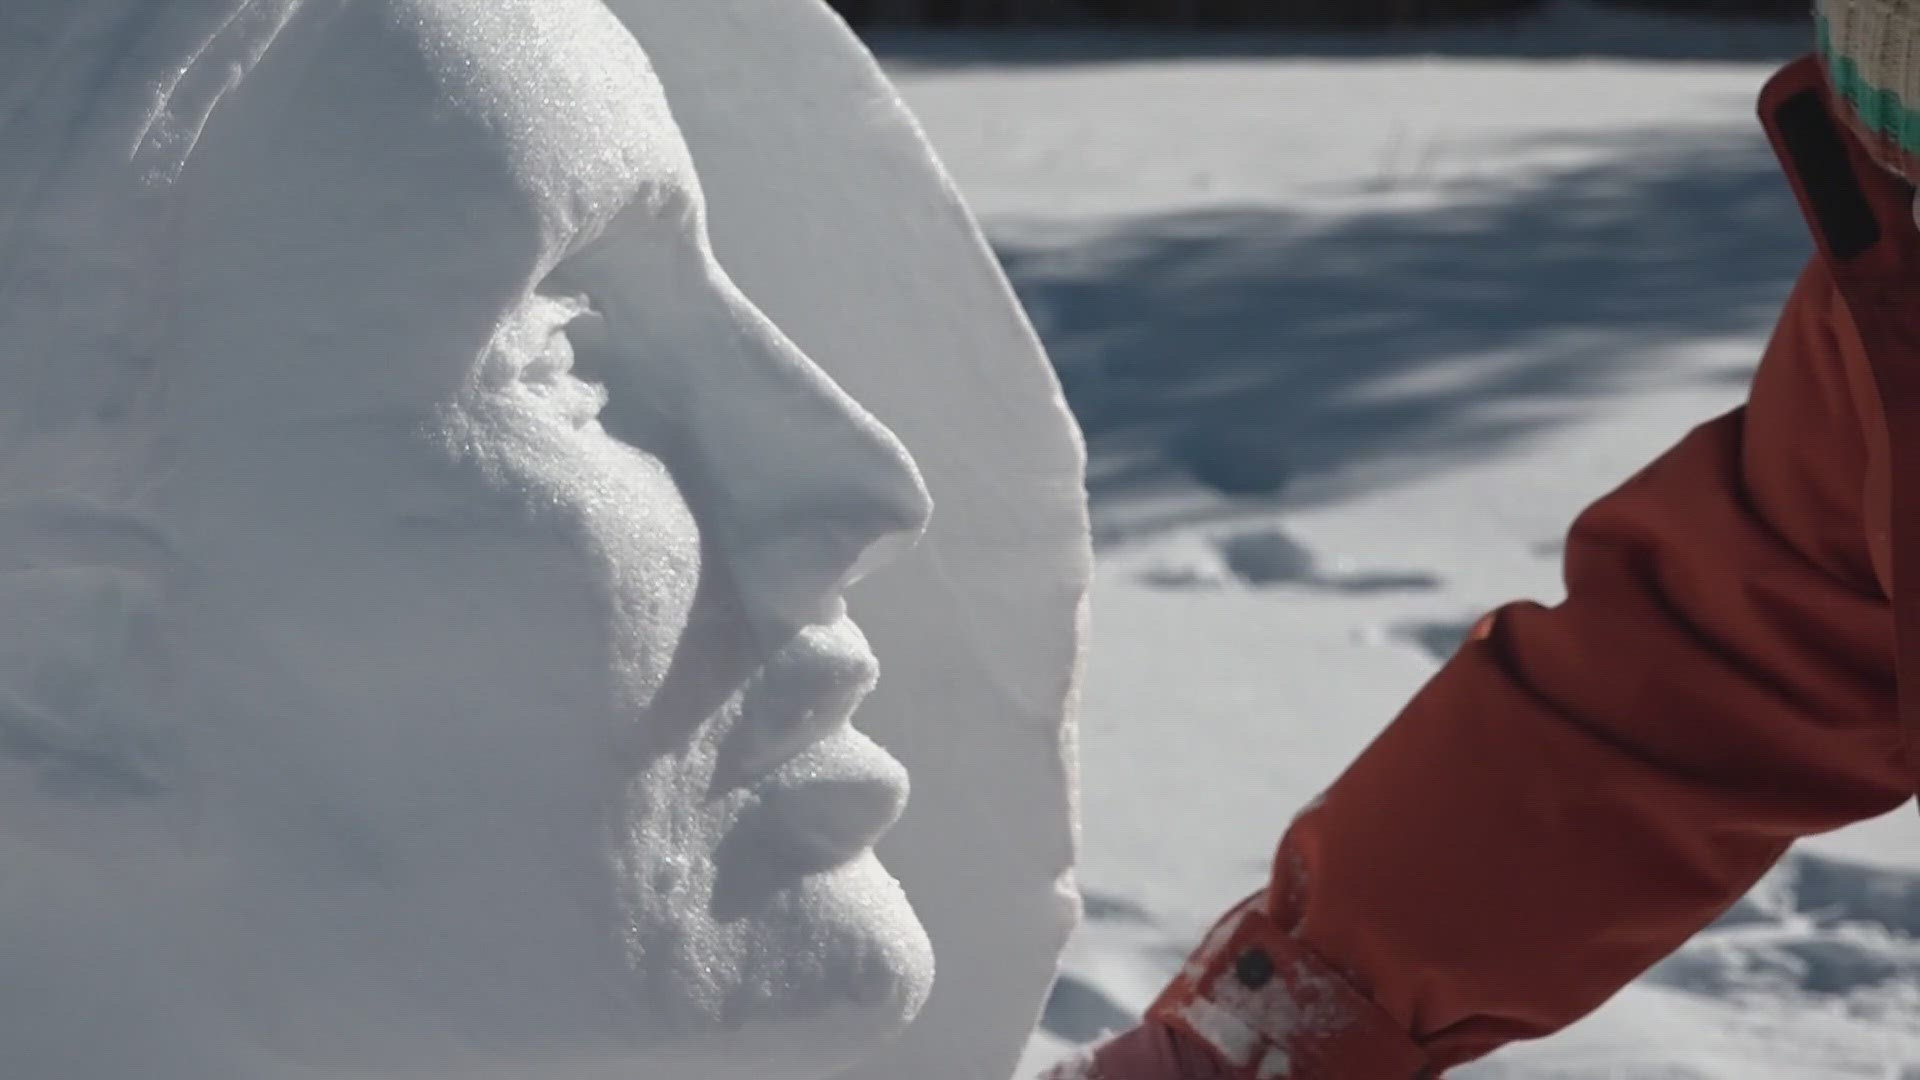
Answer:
[
  {"left": 695, "top": 321, "right": 933, "bottom": 632},
  {"left": 582, "top": 259, "right": 932, "bottom": 634}
]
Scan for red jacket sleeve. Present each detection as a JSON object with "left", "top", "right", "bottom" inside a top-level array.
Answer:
[{"left": 1144, "top": 257, "right": 1912, "bottom": 1077}]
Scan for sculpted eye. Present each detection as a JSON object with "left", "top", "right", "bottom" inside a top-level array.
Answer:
[{"left": 478, "top": 291, "right": 609, "bottom": 429}]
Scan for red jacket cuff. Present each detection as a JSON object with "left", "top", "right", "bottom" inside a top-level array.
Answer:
[{"left": 1146, "top": 896, "right": 1437, "bottom": 1079}]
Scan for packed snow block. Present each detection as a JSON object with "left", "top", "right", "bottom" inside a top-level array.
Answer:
[
  {"left": 608, "top": 3, "right": 1092, "bottom": 1080},
  {"left": 0, "top": 1, "right": 1086, "bottom": 1079}
]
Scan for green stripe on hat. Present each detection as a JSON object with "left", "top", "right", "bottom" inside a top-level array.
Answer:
[{"left": 1819, "top": 10, "right": 1920, "bottom": 160}]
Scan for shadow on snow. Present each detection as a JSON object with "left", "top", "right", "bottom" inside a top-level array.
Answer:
[{"left": 990, "top": 126, "right": 1807, "bottom": 546}]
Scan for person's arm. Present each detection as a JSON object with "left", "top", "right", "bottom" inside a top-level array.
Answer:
[{"left": 1064, "top": 257, "right": 1913, "bottom": 1078}]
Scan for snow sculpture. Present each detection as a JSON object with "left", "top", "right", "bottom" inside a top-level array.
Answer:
[
  {"left": 616, "top": 7, "right": 1091, "bottom": 1080},
  {"left": 0, "top": 2, "right": 1088, "bottom": 1079}
]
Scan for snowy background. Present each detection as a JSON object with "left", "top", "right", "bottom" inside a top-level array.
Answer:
[{"left": 874, "top": 2, "right": 1920, "bottom": 1076}]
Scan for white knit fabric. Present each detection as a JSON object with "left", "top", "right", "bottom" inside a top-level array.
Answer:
[{"left": 1820, "top": 0, "right": 1920, "bottom": 106}]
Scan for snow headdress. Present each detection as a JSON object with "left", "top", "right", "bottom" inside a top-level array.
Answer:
[
  {"left": 0, "top": 3, "right": 268, "bottom": 803},
  {"left": 1818, "top": 0, "right": 1920, "bottom": 181}
]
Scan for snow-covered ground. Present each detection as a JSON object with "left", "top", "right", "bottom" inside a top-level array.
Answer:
[{"left": 880, "top": 4, "right": 1920, "bottom": 1075}]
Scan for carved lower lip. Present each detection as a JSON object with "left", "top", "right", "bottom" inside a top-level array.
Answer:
[{"left": 747, "top": 732, "right": 910, "bottom": 872}]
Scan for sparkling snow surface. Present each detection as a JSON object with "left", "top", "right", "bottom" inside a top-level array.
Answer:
[{"left": 879, "top": 4, "right": 1920, "bottom": 1076}]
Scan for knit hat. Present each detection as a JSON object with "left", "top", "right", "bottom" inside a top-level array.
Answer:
[{"left": 1818, "top": 0, "right": 1920, "bottom": 182}]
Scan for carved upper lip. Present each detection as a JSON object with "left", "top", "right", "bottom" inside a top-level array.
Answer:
[{"left": 734, "top": 619, "right": 882, "bottom": 781}]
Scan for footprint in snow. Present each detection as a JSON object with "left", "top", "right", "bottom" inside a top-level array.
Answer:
[
  {"left": 1646, "top": 852, "right": 1920, "bottom": 1009},
  {"left": 1040, "top": 974, "right": 1139, "bottom": 1045},
  {"left": 1080, "top": 890, "right": 1156, "bottom": 926},
  {"left": 1141, "top": 526, "right": 1441, "bottom": 594},
  {"left": 1390, "top": 618, "right": 1482, "bottom": 662},
  {"left": 1173, "top": 429, "right": 1293, "bottom": 500},
  {"left": 1215, "top": 527, "right": 1317, "bottom": 586}
]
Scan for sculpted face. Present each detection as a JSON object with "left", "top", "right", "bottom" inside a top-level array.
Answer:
[{"left": 0, "top": 1, "right": 935, "bottom": 1077}]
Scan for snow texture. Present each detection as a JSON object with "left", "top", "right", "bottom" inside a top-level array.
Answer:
[{"left": 0, "top": 2, "right": 1088, "bottom": 1079}]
